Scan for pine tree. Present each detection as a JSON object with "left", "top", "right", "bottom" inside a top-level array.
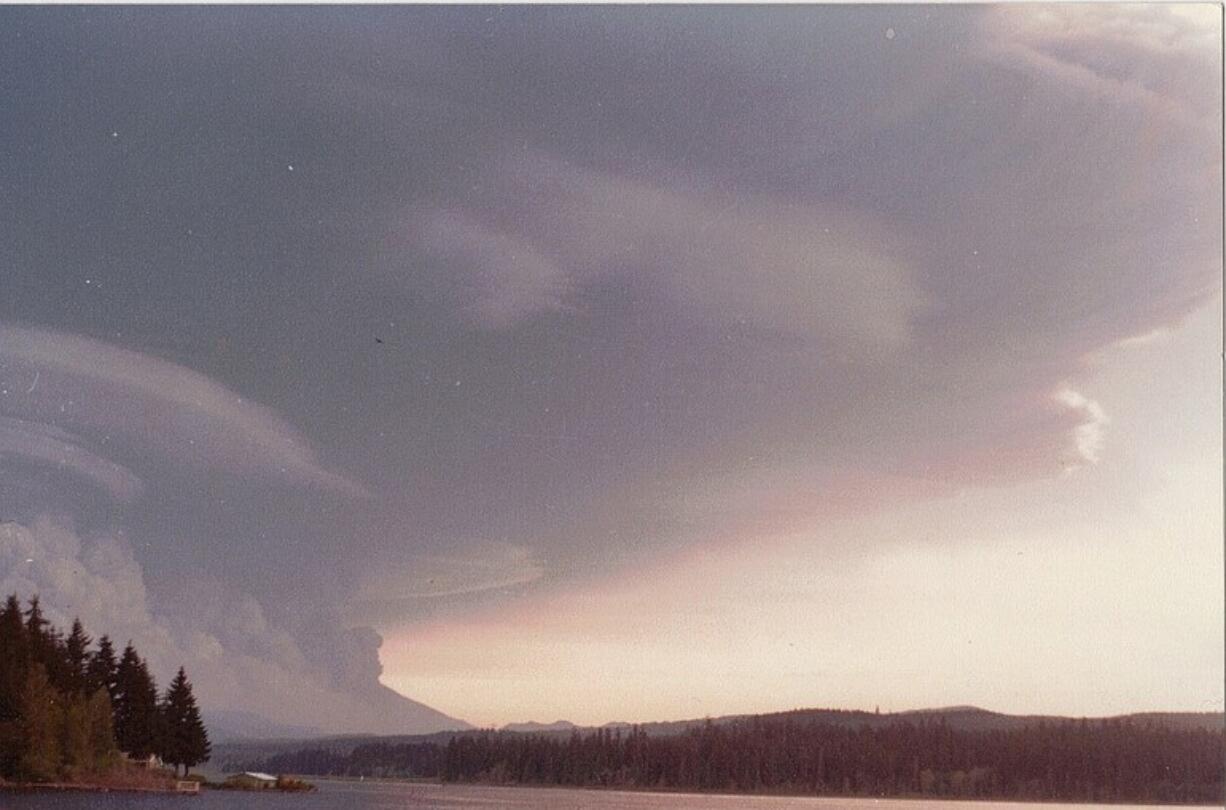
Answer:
[
  {"left": 22, "top": 597, "right": 51, "bottom": 675},
  {"left": 86, "top": 635, "right": 119, "bottom": 701},
  {"left": 0, "top": 595, "right": 27, "bottom": 721},
  {"left": 114, "top": 644, "right": 159, "bottom": 758},
  {"left": 22, "top": 596, "right": 47, "bottom": 640},
  {"left": 23, "top": 597, "right": 68, "bottom": 693},
  {"left": 0, "top": 595, "right": 28, "bottom": 775},
  {"left": 159, "top": 667, "right": 210, "bottom": 776},
  {"left": 64, "top": 619, "right": 91, "bottom": 696}
]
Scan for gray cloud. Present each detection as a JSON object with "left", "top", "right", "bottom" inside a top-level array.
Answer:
[
  {"left": 0, "top": 323, "right": 369, "bottom": 499},
  {"left": 416, "top": 207, "right": 573, "bottom": 330},
  {"left": 0, "top": 417, "right": 144, "bottom": 502},
  {"left": 411, "top": 153, "right": 925, "bottom": 351}
]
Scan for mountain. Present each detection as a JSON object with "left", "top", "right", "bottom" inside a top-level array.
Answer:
[
  {"left": 208, "top": 710, "right": 324, "bottom": 743},
  {"left": 207, "top": 685, "right": 470, "bottom": 743},
  {"left": 501, "top": 720, "right": 577, "bottom": 733},
  {"left": 356, "top": 683, "right": 473, "bottom": 735},
  {"left": 496, "top": 706, "right": 1226, "bottom": 738}
]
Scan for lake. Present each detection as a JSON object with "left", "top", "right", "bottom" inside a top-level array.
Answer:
[{"left": 0, "top": 780, "right": 1210, "bottom": 809}]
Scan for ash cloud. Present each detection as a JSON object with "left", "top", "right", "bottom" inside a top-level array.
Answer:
[
  {"left": 0, "top": 517, "right": 465, "bottom": 734},
  {"left": 0, "top": 4, "right": 1219, "bottom": 725},
  {"left": 410, "top": 154, "right": 925, "bottom": 351}
]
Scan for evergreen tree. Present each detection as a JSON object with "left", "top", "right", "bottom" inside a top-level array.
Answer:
[
  {"left": 85, "top": 635, "right": 119, "bottom": 700},
  {"left": 0, "top": 595, "right": 27, "bottom": 775},
  {"left": 60, "top": 693, "right": 92, "bottom": 778},
  {"left": 60, "top": 689, "right": 118, "bottom": 777},
  {"left": 114, "top": 644, "right": 160, "bottom": 758},
  {"left": 17, "top": 663, "right": 62, "bottom": 782},
  {"left": 84, "top": 688, "right": 119, "bottom": 772},
  {"left": 0, "top": 594, "right": 27, "bottom": 721},
  {"left": 159, "top": 667, "right": 210, "bottom": 776},
  {"left": 0, "top": 597, "right": 203, "bottom": 784},
  {"left": 64, "top": 619, "right": 91, "bottom": 695},
  {"left": 22, "top": 596, "right": 48, "bottom": 641},
  {"left": 22, "top": 597, "right": 50, "bottom": 674},
  {"left": 23, "top": 596, "right": 67, "bottom": 693}
]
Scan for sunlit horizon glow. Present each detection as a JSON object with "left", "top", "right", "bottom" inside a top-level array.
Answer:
[{"left": 382, "top": 300, "right": 1223, "bottom": 728}]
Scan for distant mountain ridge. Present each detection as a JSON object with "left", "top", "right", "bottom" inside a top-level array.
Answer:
[
  {"left": 213, "top": 704, "right": 1224, "bottom": 770},
  {"left": 500, "top": 720, "right": 577, "bottom": 733},
  {"left": 592, "top": 705, "right": 1225, "bottom": 738}
]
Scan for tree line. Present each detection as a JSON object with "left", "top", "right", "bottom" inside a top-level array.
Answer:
[
  {"left": 0, "top": 594, "right": 210, "bottom": 781},
  {"left": 246, "top": 714, "right": 1223, "bottom": 804},
  {"left": 250, "top": 740, "right": 444, "bottom": 780}
]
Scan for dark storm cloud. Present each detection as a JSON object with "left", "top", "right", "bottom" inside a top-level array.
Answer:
[{"left": 0, "top": 5, "right": 1218, "bottom": 729}]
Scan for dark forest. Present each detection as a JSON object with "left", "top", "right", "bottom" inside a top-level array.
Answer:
[{"left": 245, "top": 712, "right": 1223, "bottom": 803}]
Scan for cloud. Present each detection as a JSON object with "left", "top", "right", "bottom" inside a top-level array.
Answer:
[
  {"left": 0, "top": 417, "right": 144, "bottom": 502},
  {"left": 652, "top": 383, "right": 1111, "bottom": 544},
  {"left": 982, "top": 4, "right": 1220, "bottom": 119},
  {"left": 0, "top": 516, "right": 464, "bottom": 734},
  {"left": 0, "top": 517, "right": 180, "bottom": 666},
  {"left": 361, "top": 542, "right": 545, "bottom": 602},
  {"left": 0, "top": 4, "right": 1219, "bottom": 726},
  {"left": 1053, "top": 389, "right": 1109, "bottom": 467},
  {"left": 1113, "top": 328, "right": 1172, "bottom": 349},
  {"left": 416, "top": 208, "right": 572, "bottom": 330},
  {"left": 387, "top": 2, "right": 1217, "bottom": 532},
  {"left": 0, "top": 323, "right": 369, "bottom": 499},
  {"left": 410, "top": 153, "right": 925, "bottom": 351}
]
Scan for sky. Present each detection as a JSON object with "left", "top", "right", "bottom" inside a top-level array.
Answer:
[{"left": 0, "top": 4, "right": 1221, "bottom": 733}]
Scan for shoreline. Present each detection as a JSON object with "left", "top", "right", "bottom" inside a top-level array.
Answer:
[
  {"left": 303, "top": 776, "right": 1224, "bottom": 807},
  {"left": 0, "top": 780, "right": 197, "bottom": 796}
]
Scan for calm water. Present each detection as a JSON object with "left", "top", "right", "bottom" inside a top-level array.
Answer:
[{"left": 0, "top": 781, "right": 1205, "bottom": 809}]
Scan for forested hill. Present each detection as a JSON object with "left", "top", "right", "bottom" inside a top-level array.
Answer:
[
  {"left": 589, "top": 706, "right": 1225, "bottom": 738},
  {"left": 216, "top": 705, "right": 1224, "bottom": 764},
  {"left": 223, "top": 706, "right": 1223, "bottom": 803}
]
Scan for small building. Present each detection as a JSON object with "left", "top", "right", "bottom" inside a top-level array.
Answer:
[
  {"left": 226, "top": 772, "right": 278, "bottom": 790},
  {"left": 123, "top": 752, "right": 163, "bottom": 769}
]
